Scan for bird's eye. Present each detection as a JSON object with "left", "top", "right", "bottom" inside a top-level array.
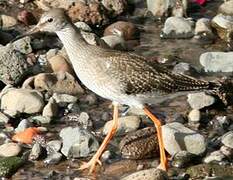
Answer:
[{"left": 47, "top": 18, "right": 53, "bottom": 23}]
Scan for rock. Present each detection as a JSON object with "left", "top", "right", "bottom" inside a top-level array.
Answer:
[
  {"left": 29, "top": 143, "right": 42, "bottom": 160},
  {"left": 218, "top": 0, "right": 233, "bottom": 16},
  {"left": 0, "top": 30, "right": 14, "bottom": 45},
  {"left": 47, "top": 54, "right": 74, "bottom": 74},
  {"left": 44, "top": 152, "right": 62, "bottom": 165},
  {"left": 119, "top": 127, "right": 159, "bottom": 159},
  {"left": 121, "top": 168, "right": 168, "bottom": 180},
  {"left": 204, "top": 150, "right": 225, "bottom": 163},
  {"left": 60, "top": 126, "right": 99, "bottom": 158},
  {"left": 15, "top": 119, "right": 31, "bottom": 132},
  {"left": 104, "top": 21, "right": 138, "bottom": 40},
  {"left": 221, "top": 131, "right": 233, "bottom": 148},
  {"left": 101, "top": 150, "right": 112, "bottom": 162},
  {"left": 172, "top": 62, "right": 198, "bottom": 76},
  {"left": 188, "top": 109, "right": 201, "bottom": 123},
  {"left": 12, "top": 36, "right": 32, "bottom": 54},
  {"left": 146, "top": 0, "right": 187, "bottom": 17},
  {"left": 101, "top": 35, "right": 126, "bottom": 50},
  {"left": 220, "top": 145, "right": 233, "bottom": 158},
  {"left": 200, "top": 52, "right": 233, "bottom": 73},
  {"left": 80, "top": 31, "right": 108, "bottom": 47},
  {"left": 187, "top": 92, "right": 215, "bottom": 110},
  {"left": 0, "top": 143, "right": 21, "bottom": 157},
  {"left": 171, "top": 151, "right": 198, "bottom": 168},
  {"left": 23, "top": 72, "right": 84, "bottom": 96},
  {"left": 0, "top": 112, "right": 10, "bottom": 124},
  {"left": 74, "top": 22, "right": 92, "bottom": 32},
  {"left": 17, "top": 10, "right": 37, "bottom": 26},
  {"left": 53, "top": 93, "right": 78, "bottom": 105},
  {"left": 31, "top": 115, "right": 52, "bottom": 124},
  {"left": 1, "top": 88, "right": 44, "bottom": 116},
  {"left": 0, "top": 45, "right": 30, "bottom": 85},
  {"left": 46, "top": 140, "right": 62, "bottom": 154},
  {"left": 161, "top": 17, "right": 194, "bottom": 39},
  {"left": 103, "top": 116, "right": 141, "bottom": 136},
  {"left": 42, "top": 97, "right": 58, "bottom": 117},
  {"left": 0, "top": 14, "right": 17, "bottom": 28},
  {"left": 101, "top": 0, "right": 127, "bottom": 17},
  {"left": 162, "top": 122, "right": 206, "bottom": 155}
]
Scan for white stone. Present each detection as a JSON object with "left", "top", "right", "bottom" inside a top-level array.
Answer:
[
  {"left": 221, "top": 131, "right": 233, "bottom": 148},
  {"left": 188, "top": 109, "right": 201, "bottom": 122},
  {"left": 0, "top": 112, "right": 9, "bottom": 124},
  {"left": 42, "top": 97, "right": 58, "bottom": 117},
  {"left": 204, "top": 150, "right": 225, "bottom": 163},
  {"left": 0, "top": 143, "right": 21, "bottom": 157}
]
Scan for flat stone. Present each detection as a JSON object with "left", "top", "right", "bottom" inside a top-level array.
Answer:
[
  {"left": 188, "top": 109, "right": 201, "bottom": 123},
  {"left": 200, "top": 52, "right": 233, "bottom": 72},
  {"left": 187, "top": 92, "right": 215, "bottom": 110},
  {"left": 15, "top": 119, "right": 31, "bottom": 132},
  {"left": 60, "top": 126, "right": 99, "bottom": 158},
  {"left": 103, "top": 116, "right": 141, "bottom": 136},
  {"left": 12, "top": 36, "right": 32, "bottom": 54},
  {"left": 31, "top": 115, "right": 52, "bottom": 124},
  {"left": 42, "top": 97, "right": 58, "bottom": 117},
  {"left": 44, "top": 152, "right": 62, "bottom": 165},
  {"left": 46, "top": 140, "right": 62, "bottom": 154},
  {"left": 0, "top": 143, "right": 21, "bottom": 157},
  {"left": 204, "top": 150, "right": 225, "bottom": 163},
  {"left": 221, "top": 131, "right": 233, "bottom": 148},
  {"left": 162, "top": 122, "right": 206, "bottom": 155},
  {"left": 53, "top": 93, "right": 78, "bottom": 104}
]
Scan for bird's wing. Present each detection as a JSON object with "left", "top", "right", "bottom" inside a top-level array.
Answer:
[{"left": 99, "top": 51, "right": 210, "bottom": 95}]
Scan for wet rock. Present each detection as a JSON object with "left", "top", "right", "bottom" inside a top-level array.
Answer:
[
  {"left": 42, "top": 97, "right": 58, "bottom": 117},
  {"left": 221, "top": 131, "right": 233, "bottom": 148},
  {"left": 103, "top": 116, "right": 141, "bottom": 136},
  {"left": 119, "top": 127, "right": 159, "bottom": 159},
  {"left": 53, "top": 93, "right": 78, "bottom": 105},
  {"left": 171, "top": 151, "right": 198, "bottom": 168},
  {"left": 68, "top": 1, "right": 108, "bottom": 26},
  {"left": 29, "top": 143, "right": 42, "bottom": 160},
  {"left": 60, "top": 126, "right": 99, "bottom": 158},
  {"left": 0, "top": 14, "right": 17, "bottom": 28},
  {"left": 101, "top": 34, "right": 126, "bottom": 50},
  {"left": 200, "top": 52, "right": 233, "bottom": 73},
  {"left": 220, "top": 145, "right": 233, "bottom": 158},
  {"left": 44, "top": 152, "right": 62, "bottom": 165},
  {"left": 0, "top": 143, "right": 21, "bottom": 157},
  {"left": 46, "top": 140, "right": 62, "bottom": 154},
  {"left": 0, "top": 30, "right": 14, "bottom": 45},
  {"left": 121, "top": 168, "right": 168, "bottom": 180},
  {"left": 0, "top": 45, "right": 30, "bottom": 85},
  {"left": 172, "top": 62, "right": 197, "bottom": 76},
  {"left": 146, "top": 0, "right": 187, "bottom": 17},
  {"left": 187, "top": 92, "right": 215, "bottom": 110},
  {"left": 102, "top": 0, "right": 127, "bottom": 17},
  {"left": 31, "top": 115, "right": 52, "bottom": 124},
  {"left": 74, "top": 22, "right": 92, "bottom": 32},
  {"left": 204, "top": 150, "right": 225, "bottom": 163},
  {"left": 15, "top": 120, "right": 31, "bottom": 134},
  {"left": 17, "top": 10, "right": 37, "bottom": 26},
  {"left": 23, "top": 72, "right": 84, "bottom": 96},
  {"left": 104, "top": 21, "right": 138, "bottom": 41},
  {"left": 101, "top": 150, "right": 112, "bottom": 162},
  {"left": 188, "top": 109, "right": 201, "bottom": 123},
  {"left": 162, "top": 122, "right": 206, "bottom": 155},
  {"left": 218, "top": 0, "right": 233, "bottom": 16},
  {"left": 1, "top": 88, "right": 44, "bottom": 116},
  {"left": 0, "top": 112, "right": 10, "bottom": 124},
  {"left": 48, "top": 54, "right": 74, "bottom": 74},
  {"left": 161, "top": 17, "right": 194, "bottom": 39},
  {"left": 12, "top": 36, "right": 32, "bottom": 55}
]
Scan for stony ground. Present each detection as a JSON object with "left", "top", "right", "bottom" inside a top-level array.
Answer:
[{"left": 0, "top": 0, "right": 233, "bottom": 180}]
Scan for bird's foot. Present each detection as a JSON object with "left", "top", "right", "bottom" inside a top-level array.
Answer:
[
  {"left": 78, "top": 156, "right": 102, "bottom": 174},
  {"left": 157, "top": 159, "right": 168, "bottom": 171}
]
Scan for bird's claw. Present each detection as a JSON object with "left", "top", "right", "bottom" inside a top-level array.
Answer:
[{"left": 78, "top": 158, "right": 102, "bottom": 174}]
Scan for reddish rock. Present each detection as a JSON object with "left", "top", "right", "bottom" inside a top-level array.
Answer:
[
  {"left": 102, "top": 0, "right": 127, "bottom": 16},
  {"left": 17, "top": 10, "right": 37, "bottom": 25}
]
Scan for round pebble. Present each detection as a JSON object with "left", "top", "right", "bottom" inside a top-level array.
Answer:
[{"left": 0, "top": 143, "right": 21, "bottom": 157}]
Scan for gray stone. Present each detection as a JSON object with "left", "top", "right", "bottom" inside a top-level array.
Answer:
[
  {"left": 0, "top": 143, "right": 21, "bottom": 157},
  {"left": 29, "top": 143, "right": 42, "bottom": 160},
  {"left": 161, "top": 17, "right": 194, "bottom": 39},
  {"left": 103, "top": 116, "right": 141, "bottom": 136},
  {"left": 42, "top": 97, "right": 58, "bottom": 117},
  {"left": 188, "top": 109, "right": 201, "bottom": 123},
  {"left": 74, "top": 22, "right": 92, "bottom": 32},
  {"left": 101, "top": 34, "right": 126, "bottom": 49},
  {"left": 53, "top": 93, "right": 78, "bottom": 105},
  {"left": 221, "top": 131, "right": 233, "bottom": 148},
  {"left": 200, "top": 52, "right": 233, "bottom": 72},
  {"left": 60, "top": 126, "right": 99, "bottom": 158},
  {"left": 76, "top": 112, "right": 93, "bottom": 130},
  {"left": 12, "top": 36, "right": 32, "bottom": 54},
  {"left": 187, "top": 92, "right": 215, "bottom": 110},
  {"left": 172, "top": 62, "right": 197, "bottom": 76},
  {"left": 219, "top": 0, "right": 233, "bottom": 16},
  {"left": 0, "top": 14, "right": 17, "bottom": 28},
  {"left": 0, "top": 44, "right": 29, "bottom": 85},
  {"left": 204, "top": 150, "right": 225, "bottom": 163},
  {"left": 121, "top": 168, "right": 168, "bottom": 180},
  {"left": 220, "top": 145, "right": 233, "bottom": 158},
  {"left": 0, "top": 112, "right": 9, "bottom": 124},
  {"left": 44, "top": 152, "right": 62, "bottom": 165},
  {"left": 162, "top": 122, "right": 206, "bottom": 155},
  {"left": 46, "top": 140, "right": 62, "bottom": 154},
  {"left": 15, "top": 119, "right": 31, "bottom": 132},
  {"left": 31, "top": 115, "right": 52, "bottom": 124}
]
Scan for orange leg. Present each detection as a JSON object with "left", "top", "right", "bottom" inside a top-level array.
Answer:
[
  {"left": 143, "top": 107, "right": 168, "bottom": 171},
  {"left": 79, "top": 102, "right": 119, "bottom": 173}
]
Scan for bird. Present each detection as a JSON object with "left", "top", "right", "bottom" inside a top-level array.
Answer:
[{"left": 26, "top": 8, "right": 232, "bottom": 173}]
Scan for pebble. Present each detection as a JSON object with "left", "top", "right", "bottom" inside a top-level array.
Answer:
[
  {"left": 29, "top": 143, "right": 42, "bottom": 160},
  {"left": 80, "top": 31, "right": 108, "bottom": 47},
  {"left": 46, "top": 140, "right": 62, "bottom": 154},
  {"left": 103, "top": 116, "right": 141, "bottom": 136},
  {"left": 220, "top": 145, "right": 233, "bottom": 158},
  {"left": 120, "top": 168, "right": 168, "bottom": 180},
  {"left": 161, "top": 17, "right": 194, "bottom": 39},
  {"left": 74, "top": 22, "right": 92, "bottom": 32},
  {"left": 12, "top": 36, "right": 32, "bottom": 54},
  {"left": 162, "top": 122, "right": 206, "bottom": 155},
  {"left": 15, "top": 119, "right": 31, "bottom": 132},
  {"left": 76, "top": 112, "right": 93, "bottom": 130},
  {"left": 44, "top": 152, "right": 62, "bottom": 165},
  {"left": 0, "top": 112, "right": 10, "bottom": 124},
  {"left": 31, "top": 115, "right": 52, "bottom": 124},
  {"left": 0, "top": 14, "right": 17, "bottom": 28},
  {"left": 187, "top": 92, "right": 215, "bottom": 110},
  {"left": 1, "top": 88, "right": 44, "bottom": 116},
  {"left": 204, "top": 150, "right": 225, "bottom": 163},
  {"left": 171, "top": 151, "right": 198, "bottom": 168},
  {"left": 17, "top": 10, "right": 37, "bottom": 26},
  {"left": 172, "top": 62, "right": 198, "bottom": 76},
  {"left": 188, "top": 109, "right": 201, "bottom": 123},
  {"left": 0, "top": 143, "right": 21, "bottom": 157},
  {"left": 60, "top": 127, "right": 99, "bottom": 158},
  {"left": 101, "top": 0, "right": 126, "bottom": 17},
  {"left": 101, "top": 35, "right": 126, "bottom": 50},
  {"left": 200, "top": 52, "right": 233, "bottom": 72},
  {"left": 53, "top": 93, "right": 78, "bottom": 105},
  {"left": 218, "top": 0, "right": 233, "bottom": 16},
  {"left": 101, "top": 150, "right": 112, "bottom": 162},
  {"left": 42, "top": 97, "right": 58, "bottom": 117},
  {"left": 221, "top": 131, "right": 233, "bottom": 148}
]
